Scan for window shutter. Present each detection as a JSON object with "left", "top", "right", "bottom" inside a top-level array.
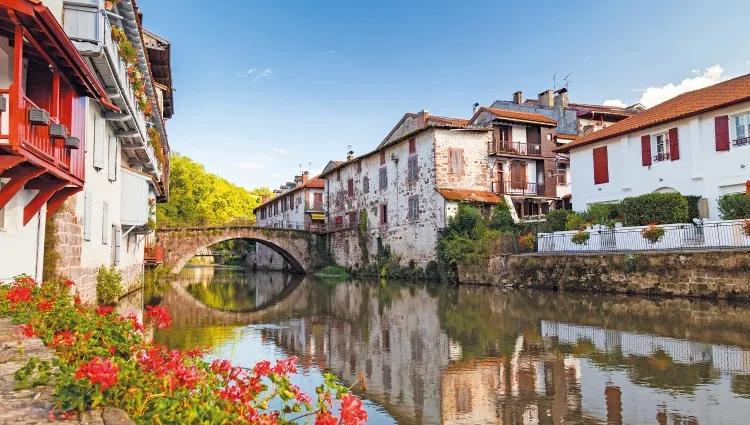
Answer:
[
  {"left": 715, "top": 115, "right": 730, "bottom": 151},
  {"left": 102, "top": 202, "right": 108, "bottom": 244},
  {"left": 108, "top": 136, "right": 117, "bottom": 181},
  {"left": 668, "top": 127, "right": 679, "bottom": 160},
  {"left": 593, "top": 146, "right": 609, "bottom": 184},
  {"left": 114, "top": 225, "right": 121, "bottom": 266},
  {"left": 83, "top": 191, "right": 92, "bottom": 240},
  {"left": 93, "top": 116, "right": 105, "bottom": 169},
  {"left": 640, "top": 135, "right": 652, "bottom": 166}
]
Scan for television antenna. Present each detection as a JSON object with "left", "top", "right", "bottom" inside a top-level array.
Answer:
[{"left": 563, "top": 72, "right": 572, "bottom": 90}]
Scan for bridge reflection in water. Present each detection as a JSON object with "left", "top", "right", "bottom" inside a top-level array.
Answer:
[{"left": 146, "top": 268, "right": 750, "bottom": 425}]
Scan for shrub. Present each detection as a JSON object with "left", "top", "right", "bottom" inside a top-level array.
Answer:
[
  {"left": 565, "top": 214, "right": 587, "bottom": 231},
  {"left": 683, "top": 195, "right": 702, "bottom": 221},
  {"left": 744, "top": 220, "right": 750, "bottom": 237},
  {"left": 517, "top": 233, "right": 536, "bottom": 251},
  {"left": 96, "top": 266, "right": 122, "bottom": 306},
  {"left": 583, "top": 202, "right": 621, "bottom": 225},
  {"left": 545, "top": 209, "right": 571, "bottom": 232},
  {"left": 571, "top": 230, "right": 590, "bottom": 245},
  {"left": 424, "top": 260, "right": 440, "bottom": 280},
  {"left": 641, "top": 224, "right": 665, "bottom": 244},
  {"left": 718, "top": 193, "right": 750, "bottom": 220},
  {"left": 620, "top": 192, "right": 688, "bottom": 225},
  {"left": 489, "top": 202, "right": 517, "bottom": 232}
]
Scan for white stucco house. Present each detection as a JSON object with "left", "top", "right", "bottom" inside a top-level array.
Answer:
[{"left": 556, "top": 73, "right": 750, "bottom": 219}]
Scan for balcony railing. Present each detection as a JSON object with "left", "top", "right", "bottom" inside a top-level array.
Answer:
[
  {"left": 305, "top": 200, "right": 324, "bottom": 211},
  {"left": 493, "top": 181, "right": 546, "bottom": 196},
  {"left": 144, "top": 245, "right": 165, "bottom": 265},
  {"left": 653, "top": 152, "right": 671, "bottom": 162},
  {"left": 489, "top": 141, "right": 542, "bottom": 157},
  {"left": 733, "top": 137, "right": 750, "bottom": 147}
]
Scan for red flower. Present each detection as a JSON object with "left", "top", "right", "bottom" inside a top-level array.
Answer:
[
  {"left": 314, "top": 411, "right": 339, "bottom": 425},
  {"left": 50, "top": 331, "right": 77, "bottom": 347},
  {"left": 144, "top": 305, "right": 172, "bottom": 330},
  {"left": 339, "top": 393, "right": 368, "bottom": 425},
  {"left": 292, "top": 384, "right": 312, "bottom": 404},
  {"left": 36, "top": 299, "right": 53, "bottom": 312},
  {"left": 6, "top": 286, "right": 33, "bottom": 304},
  {"left": 95, "top": 306, "right": 114, "bottom": 316},
  {"left": 253, "top": 360, "right": 272, "bottom": 377},
  {"left": 109, "top": 346, "right": 116, "bottom": 355},
  {"left": 17, "top": 323, "right": 35, "bottom": 338},
  {"left": 64, "top": 279, "right": 75, "bottom": 288},
  {"left": 74, "top": 357, "right": 119, "bottom": 391},
  {"left": 272, "top": 357, "right": 298, "bottom": 375},
  {"left": 74, "top": 295, "right": 82, "bottom": 305},
  {"left": 128, "top": 313, "right": 144, "bottom": 332}
]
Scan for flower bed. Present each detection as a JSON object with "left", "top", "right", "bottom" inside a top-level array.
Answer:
[{"left": 0, "top": 276, "right": 367, "bottom": 424}]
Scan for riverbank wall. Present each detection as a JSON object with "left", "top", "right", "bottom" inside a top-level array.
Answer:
[{"left": 457, "top": 250, "right": 750, "bottom": 301}]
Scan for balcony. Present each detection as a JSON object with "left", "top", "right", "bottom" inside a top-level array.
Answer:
[
  {"left": 653, "top": 152, "right": 671, "bottom": 162},
  {"left": 493, "top": 181, "right": 546, "bottom": 197},
  {"left": 305, "top": 200, "right": 324, "bottom": 211},
  {"left": 121, "top": 167, "right": 154, "bottom": 231},
  {"left": 144, "top": 245, "right": 165, "bottom": 265},
  {"left": 733, "top": 137, "right": 750, "bottom": 147},
  {"left": 489, "top": 141, "right": 542, "bottom": 157}
]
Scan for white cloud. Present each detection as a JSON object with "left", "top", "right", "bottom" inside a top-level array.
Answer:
[
  {"left": 584, "top": 56, "right": 591, "bottom": 61},
  {"left": 603, "top": 65, "right": 728, "bottom": 108},
  {"left": 253, "top": 68, "right": 273, "bottom": 82},
  {"left": 232, "top": 162, "right": 264, "bottom": 169},
  {"left": 329, "top": 50, "right": 336, "bottom": 54},
  {"left": 248, "top": 68, "right": 257, "bottom": 74},
  {"left": 208, "top": 72, "right": 218, "bottom": 76},
  {"left": 603, "top": 99, "right": 627, "bottom": 108},
  {"left": 272, "top": 148, "right": 288, "bottom": 154}
]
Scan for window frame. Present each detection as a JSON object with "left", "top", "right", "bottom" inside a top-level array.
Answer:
[
  {"left": 380, "top": 204, "right": 388, "bottom": 225},
  {"left": 448, "top": 148, "right": 465, "bottom": 175},
  {"left": 653, "top": 132, "right": 671, "bottom": 162},
  {"left": 347, "top": 178, "right": 354, "bottom": 197},
  {"left": 379, "top": 167, "right": 387, "bottom": 190},
  {"left": 407, "top": 155, "right": 419, "bottom": 182},
  {"left": 407, "top": 196, "right": 420, "bottom": 222},
  {"left": 731, "top": 112, "right": 750, "bottom": 146},
  {"left": 363, "top": 176, "right": 369, "bottom": 194}
]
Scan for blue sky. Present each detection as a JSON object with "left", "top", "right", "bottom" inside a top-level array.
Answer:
[{"left": 138, "top": 0, "right": 750, "bottom": 191}]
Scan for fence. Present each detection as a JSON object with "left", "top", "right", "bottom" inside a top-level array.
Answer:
[{"left": 536, "top": 220, "right": 750, "bottom": 254}]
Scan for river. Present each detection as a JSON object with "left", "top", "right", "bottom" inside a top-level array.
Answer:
[{"left": 122, "top": 266, "right": 750, "bottom": 425}]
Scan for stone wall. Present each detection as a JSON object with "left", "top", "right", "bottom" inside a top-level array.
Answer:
[
  {"left": 247, "top": 243, "right": 287, "bottom": 270},
  {"left": 458, "top": 250, "right": 750, "bottom": 301}
]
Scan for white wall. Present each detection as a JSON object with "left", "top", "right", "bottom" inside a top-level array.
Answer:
[
  {"left": 570, "top": 101, "right": 750, "bottom": 218},
  {"left": 256, "top": 186, "right": 324, "bottom": 229},
  {"left": 0, "top": 189, "right": 46, "bottom": 282}
]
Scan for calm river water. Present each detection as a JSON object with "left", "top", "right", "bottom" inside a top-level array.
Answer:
[{"left": 121, "top": 266, "right": 750, "bottom": 425}]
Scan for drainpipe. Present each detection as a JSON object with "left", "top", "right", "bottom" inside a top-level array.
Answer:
[{"left": 34, "top": 209, "right": 44, "bottom": 283}]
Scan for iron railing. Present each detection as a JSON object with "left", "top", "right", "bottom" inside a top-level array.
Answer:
[
  {"left": 488, "top": 141, "right": 542, "bottom": 156},
  {"left": 493, "top": 181, "right": 546, "bottom": 196},
  {"left": 733, "top": 136, "right": 750, "bottom": 147},
  {"left": 536, "top": 221, "right": 750, "bottom": 254},
  {"left": 653, "top": 152, "right": 671, "bottom": 162},
  {"left": 305, "top": 200, "right": 324, "bottom": 211}
]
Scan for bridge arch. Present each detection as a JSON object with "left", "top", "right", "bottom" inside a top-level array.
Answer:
[{"left": 156, "top": 227, "right": 318, "bottom": 275}]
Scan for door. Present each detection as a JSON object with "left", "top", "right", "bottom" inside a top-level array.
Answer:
[{"left": 510, "top": 162, "right": 527, "bottom": 190}]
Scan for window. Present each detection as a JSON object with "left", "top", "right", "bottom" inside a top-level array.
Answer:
[
  {"left": 334, "top": 216, "right": 343, "bottom": 227},
  {"left": 510, "top": 161, "right": 527, "bottom": 189},
  {"left": 380, "top": 204, "right": 388, "bottom": 224},
  {"left": 63, "top": 1, "right": 100, "bottom": 43},
  {"left": 408, "top": 196, "right": 419, "bottom": 222},
  {"left": 356, "top": 161, "right": 362, "bottom": 173},
  {"left": 654, "top": 133, "right": 671, "bottom": 161},
  {"left": 347, "top": 211, "right": 357, "bottom": 227},
  {"left": 289, "top": 196, "right": 294, "bottom": 210},
  {"left": 273, "top": 203, "right": 278, "bottom": 215},
  {"left": 313, "top": 193, "right": 323, "bottom": 209},
  {"left": 734, "top": 113, "right": 750, "bottom": 145},
  {"left": 556, "top": 164, "right": 567, "bottom": 185},
  {"left": 380, "top": 151, "right": 386, "bottom": 165},
  {"left": 337, "top": 170, "right": 341, "bottom": 182},
  {"left": 363, "top": 176, "right": 369, "bottom": 194},
  {"left": 379, "top": 167, "right": 387, "bottom": 190},
  {"left": 408, "top": 138, "right": 416, "bottom": 154},
  {"left": 593, "top": 146, "right": 609, "bottom": 185},
  {"left": 449, "top": 148, "right": 464, "bottom": 175},
  {"left": 407, "top": 156, "right": 418, "bottom": 181},
  {"left": 347, "top": 179, "right": 354, "bottom": 197},
  {"left": 108, "top": 137, "right": 117, "bottom": 181}
]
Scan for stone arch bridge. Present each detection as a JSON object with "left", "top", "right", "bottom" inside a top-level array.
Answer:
[{"left": 156, "top": 227, "right": 321, "bottom": 274}]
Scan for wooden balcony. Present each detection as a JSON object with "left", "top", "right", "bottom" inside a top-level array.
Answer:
[
  {"left": 492, "top": 181, "right": 546, "bottom": 197},
  {"left": 144, "top": 245, "right": 165, "bottom": 265},
  {"left": 305, "top": 200, "right": 324, "bottom": 211},
  {"left": 489, "top": 141, "right": 542, "bottom": 157}
]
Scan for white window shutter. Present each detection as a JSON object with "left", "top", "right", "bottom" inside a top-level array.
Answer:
[
  {"left": 93, "top": 116, "right": 105, "bottom": 169},
  {"left": 83, "top": 191, "right": 92, "bottom": 241},
  {"left": 108, "top": 136, "right": 117, "bottom": 181},
  {"left": 102, "top": 202, "right": 109, "bottom": 244},
  {"left": 114, "top": 225, "right": 121, "bottom": 266}
]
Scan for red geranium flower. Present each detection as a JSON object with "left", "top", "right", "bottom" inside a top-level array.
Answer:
[
  {"left": 144, "top": 305, "right": 172, "bottom": 330},
  {"left": 6, "top": 286, "right": 33, "bottom": 304},
  {"left": 95, "top": 306, "right": 114, "bottom": 316},
  {"left": 37, "top": 299, "right": 53, "bottom": 312},
  {"left": 74, "top": 356, "right": 119, "bottom": 391},
  {"left": 314, "top": 411, "right": 339, "bottom": 425},
  {"left": 340, "top": 393, "right": 368, "bottom": 425},
  {"left": 17, "top": 323, "right": 35, "bottom": 338}
]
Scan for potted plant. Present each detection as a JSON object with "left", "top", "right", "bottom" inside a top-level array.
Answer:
[
  {"left": 641, "top": 223, "right": 665, "bottom": 244},
  {"left": 571, "top": 229, "right": 590, "bottom": 245},
  {"left": 105, "top": 0, "right": 121, "bottom": 11}
]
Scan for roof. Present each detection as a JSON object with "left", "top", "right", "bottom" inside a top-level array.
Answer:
[
  {"left": 557, "top": 73, "right": 750, "bottom": 152},
  {"left": 522, "top": 99, "right": 641, "bottom": 119},
  {"left": 252, "top": 176, "right": 324, "bottom": 212},
  {"left": 468, "top": 107, "right": 558, "bottom": 127},
  {"left": 143, "top": 29, "right": 173, "bottom": 118},
  {"left": 555, "top": 133, "right": 580, "bottom": 141},
  {"left": 428, "top": 115, "right": 470, "bottom": 126},
  {"left": 438, "top": 189, "right": 503, "bottom": 204}
]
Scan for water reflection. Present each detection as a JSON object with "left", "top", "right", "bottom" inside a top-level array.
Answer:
[{"left": 142, "top": 267, "right": 750, "bottom": 425}]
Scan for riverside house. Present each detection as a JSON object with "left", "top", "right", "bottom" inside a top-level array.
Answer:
[{"left": 556, "top": 73, "right": 750, "bottom": 219}]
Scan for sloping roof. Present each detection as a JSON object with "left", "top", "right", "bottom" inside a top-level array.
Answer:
[
  {"left": 469, "top": 107, "right": 558, "bottom": 126},
  {"left": 437, "top": 189, "right": 503, "bottom": 204},
  {"left": 253, "top": 176, "right": 324, "bottom": 212},
  {"left": 523, "top": 99, "right": 641, "bottom": 119},
  {"left": 143, "top": 29, "right": 173, "bottom": 118},
  {"left": 557, "top": 73, "right": 750, "bottom": 153},
  {"left": 555, "top": 133, "right": 580, "bottom": 141},
  {"left": 428, "top": 115, "right": 470, "bottom": 126}
]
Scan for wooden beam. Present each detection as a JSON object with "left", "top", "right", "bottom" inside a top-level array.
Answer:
[
  {"left": 0, "top": 166, "right": 44, "bottom": 211},
  {"left": 1, "top": 165, "right": 45, "bottom": 179},
  {"left": 46, "top": 186, "right": 82, "bottom": 219},
  {"left": 115, "top": 130, "right": 141, "bottom": 138},
  {"left": 103, "top": 111, "right": 131, "bottom": 122},
  {"left": 0, "top": 155, "right": 24, "bottom": 173},
  {"left": 23, "top": 180, "right": 67, "bottom": 225}
]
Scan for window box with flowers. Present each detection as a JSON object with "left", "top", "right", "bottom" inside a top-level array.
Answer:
[{"left": 641, "top": 223, "right": 665, "bottom": 244}]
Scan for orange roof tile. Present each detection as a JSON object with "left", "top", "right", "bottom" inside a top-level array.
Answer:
[
  {"left": 428, "top": 115, "right": 470, "bottom": 126},
  {"left": 437, "top": 189, "right": 503, "bottom": 204},
  {"left": 253, "top": 175, "right": 325, "bottom": 212},
  {"left": 555, "top": 133, "right": 579, "bottom": 141},
  {"left": 558, "top": 73, "right": 750, "bottom": 152},
  {"left": 469, "top": 107, "right": 558, "bottom": 126}
]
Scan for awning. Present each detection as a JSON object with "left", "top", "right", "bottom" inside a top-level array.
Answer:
[{"left": 310, "top": 213, "right": 325, "bottom": 221}]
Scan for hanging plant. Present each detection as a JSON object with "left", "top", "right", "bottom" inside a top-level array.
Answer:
[
  {"left": 147, "top": 127, "right": 166, "bottom": 170},
  {"left": 641, "top": 223, "right": 665, "bottom": 244},
  {"left": 105, "top": 0, "right": 122, "bottom": 11},
  {"left": 571, "top": 230, "right": 590, "bottom": 245},
  {"left": 111, "top": 25, "right": 153, "bottom": 119}
]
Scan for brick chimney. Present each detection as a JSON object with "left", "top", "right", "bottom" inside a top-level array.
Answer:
[
  {"left": 554, "top": 88, "right": 569, "bottom": 108},
  {"left": 538, "top": 90, "right": 554, "bottom": 108},
  {"left": 294, "top": 175, "right": 302, "bottom": 187},
  {"left": 302, "top": 171, "right": 309, "bottom": 184},
  {"left": 513, "top": 91, "right": 523, "bottom": 104},
  {"left": 346, "top": 150, "right": 354, "bottom": 161},
  {"left": 416, "top": 109, "right": 429, "bottom": 128}
]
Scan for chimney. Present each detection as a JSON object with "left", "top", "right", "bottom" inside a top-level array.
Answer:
[
  {"left": 538, "top": 90, "right": 554, "bottom": 108},
  {"left": 554, "top": 88, "right": 569, "bottom": 109},
  {"left": 416, "top": 109, "right": 429, "bottom": 128},
  {"left": 294, "top": 175, "right": 302, "bottom": 187},
  {"left": 347, "top": 150, "right": 354, "bottom": 162},
  {"left": 513, "top": 91, "right": 523, "bottom": 104},
  {"left": 473, "top": 102, "right": 480, "bottom": 115},
  {"left": 302, "top": 171, "right": 309, "bottom": 184},
  {"left": 261, "top": 195, "right": 269, "bottom": 203}
]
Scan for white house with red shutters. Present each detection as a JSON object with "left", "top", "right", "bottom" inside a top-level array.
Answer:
[{"left": 556, "top": 73, "right": 750, "bottom": 220}]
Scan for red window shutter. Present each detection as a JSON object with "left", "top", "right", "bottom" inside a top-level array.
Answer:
[
  {"left": 380, "top": 151, "right": 386, "bottom": 165},
  {"left": 640, "top": 135, "right": 652, "bottom": 166},
  {"left": 593, "top": 146, "right": 609, "bottom": 185},
  {"left": 715, "top": 115, "right": 730, "bottom": 151},
  {"left": 409, "top": 138, "right": 416, "bottom": 154},
  {"left": 668, "top": 127, "right": 679, "bottom": 160},
  {"left": 347, "top": 179, "right": 354, "bottom": 197}
]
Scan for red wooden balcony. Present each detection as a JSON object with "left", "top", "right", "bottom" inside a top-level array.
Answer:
[
  {"left": 492, "top": 181, "right": 546, "bottom": 196},
  {"left": 489, "top": 141, "right": 542, "bottom": 157},
  {"left": 144, "top": 245, "right": 165, "bottom": 265}
]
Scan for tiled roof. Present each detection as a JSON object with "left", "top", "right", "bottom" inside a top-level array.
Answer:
[
  {"left": 557, "top": 73, "right": 750, "bottom": 152},
  {"left": 437, "top": 189, "right": 503, "bottom": 204},
  {"left": 428, "top": 115, "right": 470, "bottom": 126},
  {"left": 555, "top": 133, "right": 579, "bottom": 141},
  {"left": 470, "top": 107, "right": 558, "bottom": 126},
  {"left": 253, "top": 175, "right": 324, "bottom": 212}
]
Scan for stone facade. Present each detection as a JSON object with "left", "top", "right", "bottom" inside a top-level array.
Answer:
[
  {"left": 247, "top": 243, "right": 287, "bottom": 270},
  {"left": 458, "top": 250, "right": 750, "bottom": 301}
]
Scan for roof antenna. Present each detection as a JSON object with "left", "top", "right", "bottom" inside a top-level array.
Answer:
[
  {"left": 563, "top": 72, "right": 572, "bottom": 90},
  {"left": 552, "top": 73, "right": 557, "bottom": 90}
]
